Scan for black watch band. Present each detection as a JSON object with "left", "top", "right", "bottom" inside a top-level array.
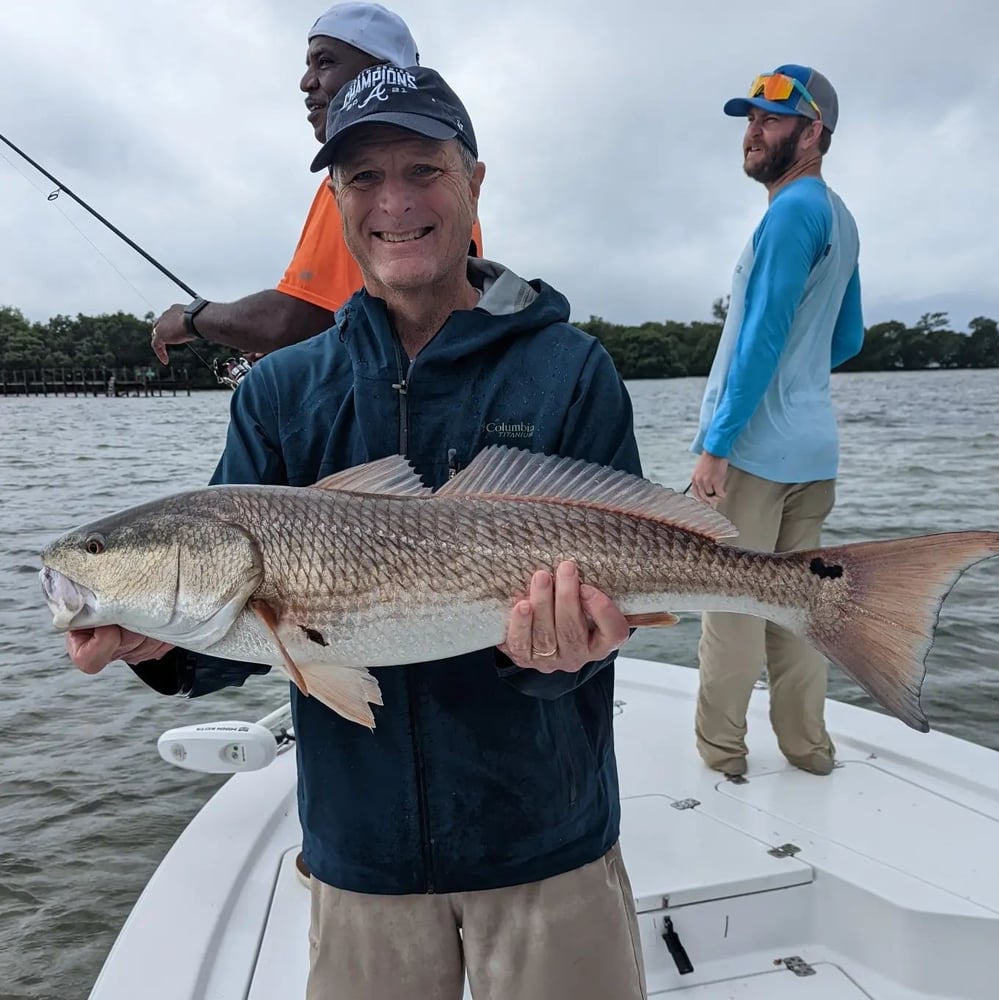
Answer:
[{"left": 183, "top": 297, "right": 210, "bottom": 339}]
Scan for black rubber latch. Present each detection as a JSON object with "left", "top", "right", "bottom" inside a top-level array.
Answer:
[{"left": 662, "top": 916, "right": 694, "bottom": 975}]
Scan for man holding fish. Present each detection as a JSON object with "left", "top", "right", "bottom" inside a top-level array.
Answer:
[{"left": 60, "top": 67, "right": 650, "bottom": 1000}]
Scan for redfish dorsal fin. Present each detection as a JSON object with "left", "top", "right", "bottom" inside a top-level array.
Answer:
[
  {"left": 311, "top": 456, "right": 432, "bottom": 497},
  {"left": 435, "top": 446, "right": 737, "bottom": 541}
]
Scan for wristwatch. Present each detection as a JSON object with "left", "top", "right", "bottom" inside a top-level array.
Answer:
[{"left": 183, "top": 297, "right": 211, "bottom": 339}]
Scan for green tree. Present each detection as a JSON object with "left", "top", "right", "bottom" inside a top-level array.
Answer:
[
  {"left": 927, "top": 328, "right": 962, "bottom": 368},
  {"left": 841, "top": 320, "right": 906, "bottom": 371},
  {"left": 913, "top": 311, "right": 950, "bottom": 335},
  {"left": 958, "top": 316, "right": 999, "bottom": 368},
  {"left": 0, "top": 306, "right": 46, "bottom": 367},
  {"left": 898, "top": 328, "right": 934, "bottom": 369}
]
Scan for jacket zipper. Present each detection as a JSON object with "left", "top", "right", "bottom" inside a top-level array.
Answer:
[
  {"left": 406, "top": 667, "right": 435, "bottom": 892},
  {"left": 391, "top": 346, "right": 415, "bottom": 457},
  {"left": 391, "top": 342, "right": 435, "bottom": 890}
]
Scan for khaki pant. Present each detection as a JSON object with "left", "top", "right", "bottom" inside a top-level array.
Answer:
[
  {"left": 696, "top": 466, "right": 837, "bottom": 775},
  {"left": 306, "top": 843, "right": 647, "bottom": 1000}
]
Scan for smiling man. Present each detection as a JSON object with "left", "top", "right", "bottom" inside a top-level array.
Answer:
[
  {"left": 150, "top": 3, "right": 481, "bottom": 363},
  {"left": 316, "top": 68, "right": 486, "bottom": 349},
  {"left": 689, "top": 65, "right": 864, "bottom": 778},
  {"left": 68, "top": 66, "right": 646, "bottom": 1000}
]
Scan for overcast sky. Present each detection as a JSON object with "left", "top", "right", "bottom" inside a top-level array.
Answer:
[{"left": 2, "top": 0, "right": 997, "bottom": 331}]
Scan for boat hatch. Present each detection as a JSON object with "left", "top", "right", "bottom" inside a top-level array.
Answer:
[
  {"left": 620, "top": 794, "right": 813, "bottom": 913},
  {"left": 719, "top": 762, "right": 999, "bottom": 913},
  {"left": 674, "top": 962, "right": 868, "bottom": 997}
]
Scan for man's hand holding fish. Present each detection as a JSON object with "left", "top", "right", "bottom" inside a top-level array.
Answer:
[{"left": 499, "top": 562, "right": 631, "bottom": 674}]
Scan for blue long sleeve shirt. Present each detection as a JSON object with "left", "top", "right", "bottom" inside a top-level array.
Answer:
[{"left": 691, "top": 177, "right": 863, "bottom": 483}]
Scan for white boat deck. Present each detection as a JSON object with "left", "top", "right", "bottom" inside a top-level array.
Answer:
[{"left": 89, "top": 658, "right": 999, "bottom": 999}]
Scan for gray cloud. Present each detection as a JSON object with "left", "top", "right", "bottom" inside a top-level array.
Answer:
[{"left": 1, "top": 0, "right": 997, "bottom": 330}]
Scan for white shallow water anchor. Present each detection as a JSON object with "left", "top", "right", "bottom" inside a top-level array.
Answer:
[{"left": 157, "top": 720, "right": 279, "bottom": 774}]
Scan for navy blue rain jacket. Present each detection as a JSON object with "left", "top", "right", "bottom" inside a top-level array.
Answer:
[{"left": 137, "top": 260, "right": 642, "bottom": 894}]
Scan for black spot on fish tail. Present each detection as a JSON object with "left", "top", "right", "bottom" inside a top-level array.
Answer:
[
  {"left": 809, "top": 557, "right": 844, "bottom": 580},
  {"left": 301, "top": 626, "right": 328, "bottom": 647}
]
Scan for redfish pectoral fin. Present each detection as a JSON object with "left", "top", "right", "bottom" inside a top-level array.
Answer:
[
  {"left": 248, "top": 598, "right": 382, "bottom": 729},
  {"left": 250, "top": 598, "right": 311, "bottom": 696}
]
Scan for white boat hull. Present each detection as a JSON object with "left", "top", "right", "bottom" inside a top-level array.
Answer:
[{"left": 89, "top": 658, "right": 999, "bottom": 999}]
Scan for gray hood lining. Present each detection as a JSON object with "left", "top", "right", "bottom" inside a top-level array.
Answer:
[{"left": 468, "top": 258, "right": 539, "bottom": 316}]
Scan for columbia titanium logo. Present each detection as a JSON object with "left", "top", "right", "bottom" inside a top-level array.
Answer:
[{"left": 484, "top": 420, "right": 535, "bottom": 439}]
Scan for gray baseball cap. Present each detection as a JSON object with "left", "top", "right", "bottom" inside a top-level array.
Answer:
[
  {"left": 724, "top": 64, "right": 838, "bottom": 133},
  {"left": 308, "top": 2, "right": 419, "bottom": 67}
]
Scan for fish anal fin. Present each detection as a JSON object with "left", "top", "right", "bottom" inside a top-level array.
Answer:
[
  {"left": 434, "top": 446, "right": 737, "bottom": 541},
  {"left": 311, "top": 456, "right": 431, "bottom": 497},
  {"left": 295, "top": 662, "right": 383, "bottom": 730},
  {"left": 249, "top": 598, "right": 310, "bottom": 696},
  {"left": 625, "top": 612, "right": 680, "bottom": 628}
]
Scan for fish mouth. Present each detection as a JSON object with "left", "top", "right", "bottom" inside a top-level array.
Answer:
[{"left": 39, "top": 566, "right": 96, "bottom": 631}]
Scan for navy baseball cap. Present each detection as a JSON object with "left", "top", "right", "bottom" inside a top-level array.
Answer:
[
  {"left": 310, "top": 65, "right": 477, "bottom": 172},
  {"left": 724, "top": 64, "right": 839, "bottom": 133}
]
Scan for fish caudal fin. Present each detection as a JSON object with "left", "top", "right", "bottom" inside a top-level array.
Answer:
[
  {"left": 801, "top": 531, "right": 999, "bottom": 732},
  {"left": 296, "top": 662, "right": 384, "bottom": 730}
]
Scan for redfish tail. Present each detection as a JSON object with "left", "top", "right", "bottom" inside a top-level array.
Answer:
[{"left": 800, "top": 531, "right": 999, "bottom": 732}]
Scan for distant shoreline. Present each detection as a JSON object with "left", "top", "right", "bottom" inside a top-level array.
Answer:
[{"left": 2, "top": 305, "right": 997, "bottom": 385}]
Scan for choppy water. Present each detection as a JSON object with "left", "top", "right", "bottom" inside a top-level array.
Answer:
[{"left": 1, "top": 369, "right": 997, "bottom": 998}]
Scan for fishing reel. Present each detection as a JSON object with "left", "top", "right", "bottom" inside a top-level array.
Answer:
[{"left": 213, "top": 355, "right": 253, "bottom": 389}]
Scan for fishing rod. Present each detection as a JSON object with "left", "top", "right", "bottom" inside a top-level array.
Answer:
[{"left": 0, "top": 130, "right": 250, "bottom": 388}]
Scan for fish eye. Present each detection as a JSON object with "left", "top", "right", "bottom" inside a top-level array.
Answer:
[{"left": 84, "top": 533, "right": 106, "bottom": 555}]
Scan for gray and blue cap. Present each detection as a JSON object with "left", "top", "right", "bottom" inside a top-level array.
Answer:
[{"left": 724, "top": 64, "right": 839, "bottom": 133}]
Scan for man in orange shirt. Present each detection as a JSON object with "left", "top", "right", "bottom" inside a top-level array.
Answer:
[{"left": 151, "top": 3, "right": 482, "bottom": 364}]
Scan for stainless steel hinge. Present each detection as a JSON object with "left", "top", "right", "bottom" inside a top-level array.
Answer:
[
  {"left": 781, "top": 955, "right": 816, "bottom": 977},
  {"left": 768, "top": 842, "right": 801, "bottom": 858},
  {"left": 671, "top": 798, "right": 701, "bottom": 811}
]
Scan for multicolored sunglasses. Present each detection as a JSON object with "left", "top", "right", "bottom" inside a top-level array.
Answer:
[{"left": 748, "top": 73, "right": 822, "bottom": 121}]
